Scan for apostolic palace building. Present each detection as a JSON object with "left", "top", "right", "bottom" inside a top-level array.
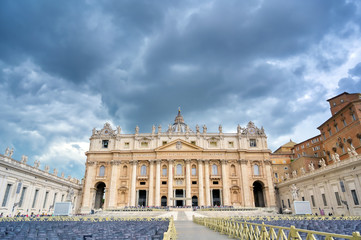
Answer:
[{"left": 80, "top": 110, "right": 276, "bottom": 213}]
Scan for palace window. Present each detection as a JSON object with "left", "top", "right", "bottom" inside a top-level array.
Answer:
[
  {"left": 328, "top": 129, "right": 332, "bottom": 136},
  {"left": 19, "top": 187, "right": 27, "bottom": 208},
  {"left": 351, "top": 190, "right": 359, "bottom": 205},
  {"left": 335, "top": 124, "right": 339, "bottom": 132},
  {"left": 99, "top": 166, "right": 105, "bottom": 177},
  {"left": 162, "top": 141, "right": 167, "bottom": 146},
  {"left": 162, "top": 181, "right": 167, "bottom": 185},
  {"left": 102, "top": 140, "right": 109, "bottom": 148},
  {"left": 192, "top": 165, "right": 196, "bottom": 176},
  {"left": 140, "top": 182, "right": 146, "bottom": 185},
  {"left": 212, "top": 164, "right": 218, "bottom": 175},
  {"left": 124, "top": 142, "right": 130, "bottom": 149},
  {"left": 322, "top": 193, "right": 327, "bottom": 206},
  {"left": 191, "top": 141, "right": 196, "bottom": 145},
  {"left": 209, "top": 141, "right": 217, "bottom": 147},
  {"left": 228, "top": 141, "right": 234, "bottom": 148},
  {"left": 250, "top": 139, "right": 257, "bottom": 147},
  {"left": 311, "top": 195, "right": 315, "bottom": 207},
  {"left": 123, "top": 165, "right": 128, "bottom": 176},
  {"left": 282, "top": 200, "right": 285, "bottom": 208},
  {"left": 287, "top": 199, "right": 291, "bottom": 208},
  {"left": 52, "top": 192, "right": 57, "bottom": 207},
  {"left": 213, "top": 181, "right": 219, "bottom": 185},
  {"left": 162, "top": 166, "right": 167, "bottom": 176},
  {"left": 43, "top": 191, "right": 49, "bottom": 209},
  {"left": 192, "top": 181, "right": 197, "bottom": 184},
  {"left": 141, "top": 142, "right": 149, "bottom": 148},
  {"left": 32, "top": 189, "right": 39, "bottom": 208},
  {"left": 141, "top": 165, "right": 147, "bottom": 176},
  {"left": 352, "top": 113, "right": 356, "bottom": 121},
  {"left": 343, "top": 119, "right": 347, "bottom": 127},
  {"left": 231, "top": 165, "right": 236, "bottom": 176},
  {"left": 335, "top": 192, "right": 341, "bottom": 206},
  {"left": 253, "top": 165, "right": 260, "bottom": 176},
  {"left": 176, "top": 164, "right": 183, "bottom": 175},
  {"left": 1, "top": 184, "right": 12, "bottom": 207}
]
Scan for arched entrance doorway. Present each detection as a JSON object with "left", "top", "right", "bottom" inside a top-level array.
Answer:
[
  {"left": 253, "top": 181, "right": 265, "bottom": 207},
  {"left": 94, "top": 182, "right": 106, "bottom": 209},
  {"left": 212, "top": 189, "right": 221, "bottom": 206},
  {"left": 192, "top": 196, "right": 198, "bottom": 207},
  {"left": 138, "top": 190, "right": 147, "bottom": 206},
  {"left": 161, "top": 196, "right": 167, "bottom": 207}
]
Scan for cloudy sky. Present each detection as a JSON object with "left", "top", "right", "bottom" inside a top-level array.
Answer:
[{"left": 1, "top": 0, "right": 361, "bottom": 180}]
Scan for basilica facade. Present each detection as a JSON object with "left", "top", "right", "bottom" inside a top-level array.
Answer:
[{"left": 80, "top": 110, "right": 276, "bottom": 213}]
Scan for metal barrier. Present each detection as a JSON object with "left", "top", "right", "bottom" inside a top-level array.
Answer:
[
  {"left": 193, "top": 216, "right": 361, "bottom": 240},
  {"left": 163, "top": 216, "right": 177, "bottom": 240}
]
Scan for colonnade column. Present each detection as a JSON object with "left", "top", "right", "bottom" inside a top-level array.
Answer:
[
  {"left": 168, "top": 160, "right": 174, "bottom": 206},
  {"left": 185, "top": 159, "right": 191, "bottom": 206},
  {"left": 240, "top": 159, "right": 251, "bottom": 207},
  {"left": 204, "top": 160, "right": 211, "bottom": 206},
  {"left": 130, "top": 160, "right": 138, "bottom": 207},
  {"left": 198, "top": 159, "right": 205, "bottom": 206},
  {"left": 108, "top": 160, "right": 120, "bottom": 209},
  {"left": 155, "top": 159, "right": 161, "bottom": 206},
  {"left": 264, "top": 160, "right": 276, "bottom": 207},
  {"left": 148, "top": 160, "right": 155, "bottom": 206},
  {"left": 221, "top": 159, "right": 230, "bottom": 206}
]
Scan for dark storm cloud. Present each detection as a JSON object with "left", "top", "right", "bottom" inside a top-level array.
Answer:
[{"left": 338, "top": 62, "right": 361, "bottom": 92}]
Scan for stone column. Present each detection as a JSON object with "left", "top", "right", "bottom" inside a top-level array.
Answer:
[
  {"left": 130, "top": 160, "right": 138, "bottom": 207},
  {"left": 264, "top": 160, "right": 276, "bottom": 207},
  {"left": 221, "top": 159, "right": 230, "bottom": 206},
  {"left": 80, "top": 161, "right": 96, "bottom": 213},
  {"left": 108, "top": 160, "right": 120, "bottom": 209},
  {"left": 185, "top": 159, "right": 191, "bottom": 206},
  {"left": 168, "top": 159, "right": 174, "bottom": 206},
  {"left": 240, "top": 159, "right": 251, "bottom": 207},
  {"left": 198, "top": 159, "right": 205, "bottom": 206},
  {"left": 148, "top": 160, "right": 155, "bottom": 206},
  {"left": 204, "top": 159, "right": 211, "bottom": 206},
  {"left": 155, "top": 159, "right": 161, "bottom": 206}
]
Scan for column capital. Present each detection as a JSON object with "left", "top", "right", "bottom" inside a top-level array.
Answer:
[
  {"left": 168, "top": 159, "right": 174, "bottom": 164},
  {"left": 184, "top": 159, "right": 191, "bottom": 164},
  {"left": 203, "top": 159, "right": 210, "bottom": 164},
  {"left": 155, "top": 159, "right": 162, "bottom": 164},
  {"left": 197, "top": 159, "right": 204, "bottom": 163},
  {"left": 149, "top": 159, "right": 156, "bottom": 164},
  {"left": 130, "top": 160, "right": 138, "bottom": 165},
  {"left": 110, "top": 160, "right": 121, "bottom": 165},
  {"left": 220, "top": 159, "right": 228, "bottom": 164},
  {"left": 87, "top": 161, "right": 96, "bottom": 166},
  {"left": 238, "top": 159, "right": 248, "bottom": 164},
  {"left": 264, "top": 159, "right": 272, "bottom": 165}
]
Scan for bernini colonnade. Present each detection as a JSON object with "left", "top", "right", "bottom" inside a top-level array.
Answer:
[{"left": 80, "top": 110, "right": 276, "bottom": 213}]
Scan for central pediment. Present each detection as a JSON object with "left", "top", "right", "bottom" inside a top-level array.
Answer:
[{"left": 155, "top": 139, "right": 203, "bottom": 151}]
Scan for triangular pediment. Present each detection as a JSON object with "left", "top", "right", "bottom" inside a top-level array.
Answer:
[{"left": 155, "top": 139, "right": 203, "bottom": 151}]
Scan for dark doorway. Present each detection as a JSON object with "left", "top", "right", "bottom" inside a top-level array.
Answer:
[
  {"left": 192, "top": 196, "right": 198, "bottom": 207},
  {"left": 175, "top": 189, "right": 184, "bottom": 207},
  {"left": 253, "top": 181, "right": 265, "bottom": 207},
  {"left": 138, "top": 190, "right": 147, "bottom": 207},
  {"left": 161, "top": 196, "right": 167, "bottom": 207},
  {"left": 94, "top": 182, "right": 106, "bottom": 209},
  {"left": 212, "top": 189, "right": 221, "bottom": 206}
]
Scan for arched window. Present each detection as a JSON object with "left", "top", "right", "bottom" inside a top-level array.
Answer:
[
  {"left": 212, "top": 164, "right": 218, "bottom": 175},
  {"left": 231, "top": 164, "right": 236, "bottom": 176},
  {"left": 176, "top": 164, "right": 183, "bottom": 175},
  {"left": 192, "top": 165, "right": 197, "bottom": 176},
  {"left": 141, "top": 165, "right": 147, "bottom": 176},
  {"left": 99, "top": 165, "right": 105, "bottom": 177},
  {"left": 162, "top": 165, "right": 167, "bottom": 176},
  {"left": 254, "top": 164, "right": 260, "bottom": 176}
]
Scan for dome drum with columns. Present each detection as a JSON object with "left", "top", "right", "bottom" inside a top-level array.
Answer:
[{"left": 80, "top": 110, "right": 276, "bottom": 213}]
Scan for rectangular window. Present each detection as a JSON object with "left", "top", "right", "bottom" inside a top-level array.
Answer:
[
  {"left": 102, "top": 140, "right": 109, "bottom": 148},
  {"left": 2, "top": 184, "right": 12, "bottom": 207},
  {"left": 124, "top": 142, "right": 130, "bottom": 148},
  {"left": 32, "top": 189, "right": 39, "bottom": 208},
  {"left": 311, "top": 195, "right": 315, "bottom": 207},
  {"left": 322, "top": 193, "right": 327, "bottom": 206},
  {"left": 322, "top": 133, "right": 326, "bottom": 140},
  {"left": 228, "top": 141, "right": 234, "bottom": 148},
  {"left": 328, "top": 129, "right": 332, "bottom": 136},
  {"left": 162, "top": 168, "right": 167, "bottom": 176},
  {"left": 302, "top": 197, "right": 305, "bottom": 201},
  {"left": 343, "top": 119, "right": 347, "bottom": 127},
  {"left": 335, "top": 192, "right": 341, "bottom": 206},
  {"left": 140, "top": 182, "right": 146, "bottom": 185},
  {"left": 192, "top": 167, "right": 196, "bottom": 176},
  {"left": 213, "top": 181, "right": 219, "bottom": 185},
  {"left": 352, "top": 113, "right": 356, "bottom": 121},
  {"left": 43, "top": 191, "right": 49, "bottom": 208},
  {"left": 162, "top": 141, "right": 167, "bottom": 145},
  {"left": 191, "top": 141, "right": 196, "bottom": 145},
  {"left": 52, "top": 193, "right": 57, "bottom": 206},
  {"left": 287, "top": 199, "right": 291, "bottom": 208},
  {"left": 192, "top": 181, "right": 197, "bottom": 185},
  {"left": 141, "top": 142, "right": 149, "bottom": 148},
  {"left": 61, "top": 194, "right": 64, "bottom": 202},
  {"left": 274, "top": 173, "right": 278, "bottom": 178},
  {"left": 210, "top": 141, "right": 217, "bottom": 147},
  {"left": 162, "top": 181, "right": 167, "bottom": 185},
  {"left": 282, "top": 200, "right": 285, "bottom": 208},
  {"left": 335, "top": 124, "right": 339, "bottom": 132},
  {"left": 351, "top": 190, "right": 359, "bottom": 205},
  {"left": 19, "top": 187, "right": 27, "bottom": 207},
  {"left": 250, "top": 139, "right": 257, "bottom": 147}
]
